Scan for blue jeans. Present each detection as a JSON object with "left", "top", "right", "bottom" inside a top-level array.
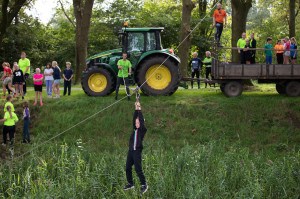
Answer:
[
  {"left": 23, "top": 119, "right": 30, "bottom": 142},
  {"left": 45, "top": 80, "right": 53, "bottom": 96},
  {"left": 266, "top": 56, "right": 272, "bottom": 64}
]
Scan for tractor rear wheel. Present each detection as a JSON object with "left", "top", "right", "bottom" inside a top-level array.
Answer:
[
  {"left": 136, "top": 56, "right": 180, "bottom": 96},
  {"left": 82, "top": 66, "right": 116, "bottom": 96}
]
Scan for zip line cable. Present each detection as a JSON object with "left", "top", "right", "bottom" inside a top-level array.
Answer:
[{"left": 1, "top": 1, "right": 220, "bottom": 167}]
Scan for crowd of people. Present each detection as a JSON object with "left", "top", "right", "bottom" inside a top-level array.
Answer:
[{"left": 1, "top": 52, "right": 74, "bottom": 148}]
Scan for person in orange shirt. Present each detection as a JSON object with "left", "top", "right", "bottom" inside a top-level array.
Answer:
[
  {"left": 213, "top": 3, "right": 227, "bottom": 47},
  {"left": 274, "top": 39, "right": 284, "bottom": 64}
]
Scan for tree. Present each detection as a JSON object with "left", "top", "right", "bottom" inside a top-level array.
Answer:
[
  {"left": 289, "top": 0, "right": 296, "bottom": 37},
  {"left": 0, "top": 0, "right": 28, "bottom": 49},
  {"left": 73, "top": 0, "right": 94, "bottom": 83},
  {"left": 178, "top": 0, "right": 196, "bottom": 78},
  {"left": 231, "top": 0, "right": 252, "bottom": 63}
]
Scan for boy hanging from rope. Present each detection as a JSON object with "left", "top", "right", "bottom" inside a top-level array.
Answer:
[{"left": 123, "top": 99, "right": 148, "bottom": 194}]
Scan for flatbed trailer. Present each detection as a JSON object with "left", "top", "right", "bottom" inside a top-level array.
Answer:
[{"left": 210, "top": 46, "right": 300, "bottom": 97}]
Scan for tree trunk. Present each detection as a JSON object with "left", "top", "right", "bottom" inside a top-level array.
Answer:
[
  {"left": 289, "top": 0, "right": 296, "bottom": 38},
  {"left": 231, "top": 0, "right": 252, "bottom": 63},
  {"left": 178, "top": 0, "right": 195, "bottom": 78},
  {"left": 198, "top": 0, "right": 207, "bottom": 35},
  {"left": 73, "top": 0, "right": 94, "bottom": 84},
  {"left": 0, "top": 0, "right": 27, "bottom": 49}
]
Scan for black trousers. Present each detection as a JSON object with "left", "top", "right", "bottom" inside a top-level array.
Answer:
[
  {"left": 126, "top": 150, "right": 146, "bottom": 185},
  {"left": 23, "top": 73, "right": 30, "bottom": 94},
  {"left": 191, "top": 70, "right": 200, "bottom": 87},
  {"left": 215, "top": 22, "right": 223, "bottom": 43},
  {"left": 115, "top": 77, "right": 130, "bottom": 97},
  {"left": 240, "top": 50, "right": 246, "bottom": 64},
  {"left": 277, "top": 53, "right": 284, "bottom": 64},
  {"left": 250, "top": 52, "right": 256, "bottom": 64},
  {"left": 64, "top": 80, "right": 71, "bottom": 96},
  {"left": 205, "top": 67, "right": 212, "bottom": 79},
  {"left": 3, "top": 125, "right": 15, "bottom": 145}
]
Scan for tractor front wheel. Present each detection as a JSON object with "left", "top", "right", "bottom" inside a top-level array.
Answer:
[
  {"left": 136, "top": 56, "right": 180, "bottom": 96},
  {"left": 82, "top": 66, "right": 116, "bottom": 96}
]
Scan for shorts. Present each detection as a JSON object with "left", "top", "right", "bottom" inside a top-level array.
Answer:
[
  {"left": 284, "top": 51, "right": 290, "bottom": 56},
  {"left": 34, "top": 85, "right": 42, "bottom": 92},
  {"left": 14, "top": 81, "right": 24, "bottom": 85},
  {"left": 3, "top": 77, "right": 12, "bottom": 85},
  {"left": 54, "top": 79, "right": 61, "bottom": 84}
]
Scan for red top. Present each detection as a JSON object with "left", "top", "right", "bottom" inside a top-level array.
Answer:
[
  {"left": 3, "top": 67, "right": 12, "bottom": 78},
  {"left": 285, "top": 42, "right": 291, "bottom": 50}
]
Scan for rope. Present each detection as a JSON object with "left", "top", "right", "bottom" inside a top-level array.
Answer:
[{"left": 1, "top": 1, "right": 220, "bottom": 168}]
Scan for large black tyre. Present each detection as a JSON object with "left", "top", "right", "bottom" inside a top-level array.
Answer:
[
  {"left": 223, "top": 81, "right": 243, "bottom": 97},
  {"left": 276, "top": 84, "right": 286, "bottom": 95},
  {"left": 285, "top": 81, "right": 300, "bottom": 97},
  {"left": 81, "top": 66, "right": 116, "bottom": 96},
  {"left": 135, "top": 56, "right": 180, "bottom": 96}
]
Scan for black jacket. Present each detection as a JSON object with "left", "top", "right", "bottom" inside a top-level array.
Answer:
[
  {"left": 129, "top": 110, "right": 147, "bottom": 151},
  {"left": 250, "top": 38, "right": 256, "bottom": 54}
]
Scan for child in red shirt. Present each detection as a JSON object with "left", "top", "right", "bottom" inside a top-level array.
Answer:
[{"left": 1, "top": 62, "right": 15, "bottom": 98}]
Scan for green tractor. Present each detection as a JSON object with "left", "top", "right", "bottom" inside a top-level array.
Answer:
[{"left": 81, "top": 25, "right": 181, "bottom": 96}]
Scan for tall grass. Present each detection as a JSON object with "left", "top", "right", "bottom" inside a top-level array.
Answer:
[{"left": 0, "top": 86, "right": 300, "bottom": 197}]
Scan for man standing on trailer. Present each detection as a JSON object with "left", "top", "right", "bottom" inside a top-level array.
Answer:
[
  {"left": 237, "top": 32, "right": 247, "bottom": 64},
  {"left": 250, "top": 33, "right": 257, "bottom": 64},
  {"left": 213, "top": 3, "right": 227, "bottom": 47}
]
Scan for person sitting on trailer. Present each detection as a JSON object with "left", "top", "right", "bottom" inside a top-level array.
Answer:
[
  {"left": 250, "top": 33, "right": 257, "bottom": 64},
  {"left": 203, "top": 51, "right": 215, "bottom": 88},
  {"left": 244, "top": 39, "right": 251, "bottom": 65},
  {"left": 189, "top": 52, "right": 203, "bottom": 89},
  {"left": 237, "top": 32, "right": 247, "bottom": 64}
]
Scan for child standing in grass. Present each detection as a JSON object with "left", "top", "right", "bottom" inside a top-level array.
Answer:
[
  {"left": 44, "top": 63, "right": 54, "bottom": 98},
  {"left": 63, "top": 62, "right": 74, "bottom": 96},
  {"left": 0, "top": 105, "right": 18, "bottom": 147},
  {"left": 52, "top": 61, "right": 61, "bottom": 99},
  {"left": 33, "top": 68, "right": 44, "bottom": 106},
  {"left": 1, "top": 62, "right": 15, "bottom": 98},
  {"left": 265, "top": 38, "right": 273, "bottom": 64},
  {"left": 13, "top": 62, "right": 25, "bottom": 99},
  {"left": 22, "top": 101, "right": 30, "bottom": 143},
  {"left": 123, "top": 101, "right": 148, "bottom": 195}
]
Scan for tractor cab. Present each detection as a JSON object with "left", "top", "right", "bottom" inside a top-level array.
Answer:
[{"left": 118, "top": 25, "right": 165, "bottom": 68}]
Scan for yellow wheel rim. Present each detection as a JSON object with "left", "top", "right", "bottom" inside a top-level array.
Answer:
[
  {"left": 88, "top": 73, "right": 107, "bottom": 92},
  {"left": 145, "top": 65, "right": 171, "bottom": 90}
]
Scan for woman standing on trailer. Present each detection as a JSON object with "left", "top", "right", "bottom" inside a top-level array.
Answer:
[
  {"left": 283, "top": 37, "right": 291, "bottom": 64},
  {"left": 290, "top": 37, "right": 297, "bottom": 64}
]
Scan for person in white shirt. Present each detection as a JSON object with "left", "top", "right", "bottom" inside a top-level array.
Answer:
[{"left": 44, "top": 63, "right": 54, "bottom": 98}]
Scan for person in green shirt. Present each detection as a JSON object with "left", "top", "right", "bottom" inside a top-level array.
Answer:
[
  {"left": 203, "top": 51, "right": 215, "bottom": 88},
  {"left": 0, "top": 105, "right": 18, "bottom": 146},
  {"left": 115, "top": 52, "right": 132, "bottom": 101},
  {"left": 237, "top": 32, "right": 247, "bottom": 64},
  {"left": 4, "top": 95, "right": 14, "bottom": 113},
  {"left": 265, "top": 37, "right": 273, "bottom": 64},
  {"left": 18, "top": 52, "right": 30, "bottom": 96}
]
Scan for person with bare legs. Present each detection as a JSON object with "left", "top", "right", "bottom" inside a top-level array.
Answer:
[{"left": 52, "top": 61, "right": 61, "bottom": 99}]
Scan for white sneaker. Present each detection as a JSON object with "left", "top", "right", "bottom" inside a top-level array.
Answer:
[{"left": 2, "top": 143, "right": 6, "bottom": 146}]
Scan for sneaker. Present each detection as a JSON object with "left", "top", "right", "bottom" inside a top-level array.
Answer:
[
  {"left": 24, "top": 93, "right": 27, "bottom": 96},
  {"left": 2, "top": 143, "right": 6, "bottom": 146},
  {"left": 40, "top": 102, "right": 43, "bottom": 107},
  {"left": 1, "top": 95, "right": 5, "bottom": 98},
  {"left": 33, "top": 102, "right": 37, "bottom": 106},
  {"left": 140, "top": 185, "right": 148, "bottom": 194},
  {"left": 123, "top": 184, "right": 134, "bottom": 190},
  {"left": 22, "top": 96, "right": 24, "bottom": 100}
]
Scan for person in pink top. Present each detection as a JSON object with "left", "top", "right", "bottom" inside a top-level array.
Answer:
[
  {"left": 284, "top": 36, "right": 291, "bottom": 64},
  {"left": 33, "top": 68, "right": 44, "bottom": 106}
]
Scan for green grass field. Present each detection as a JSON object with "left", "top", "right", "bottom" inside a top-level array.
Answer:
[{"left": 0, "top": 84, "right": 299, "bottom": 198}]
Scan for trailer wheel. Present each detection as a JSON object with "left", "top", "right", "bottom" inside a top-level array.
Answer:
[
  {"left": 285, "top": 81, "right": 300, "bottom": 97},
  {"left": 223, "top": 81, "right": 243, "bottom": 97},
  {"left": 276, "top": 84, "right": 285, "bottom": 95}
]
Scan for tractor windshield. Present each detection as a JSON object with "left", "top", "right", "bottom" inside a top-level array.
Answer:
[{"left": 126, "top": 32, "right": 158, "bottom": 52}]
